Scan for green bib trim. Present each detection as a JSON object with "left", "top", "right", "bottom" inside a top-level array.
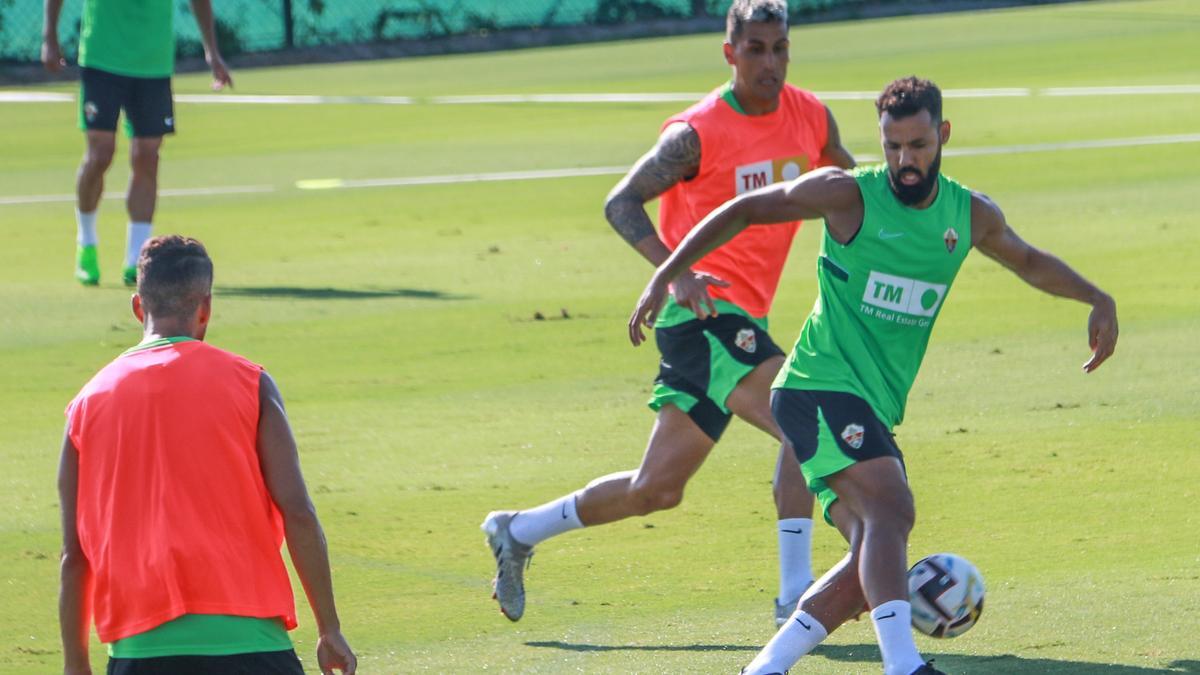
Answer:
[{"left": 108, "top": 614, "right": 292, "bottom": 658}]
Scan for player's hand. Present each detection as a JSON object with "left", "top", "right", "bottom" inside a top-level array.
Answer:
[
  {"left": 206, "top": 52, "right": 233, "bottom": 90},
  {"left": 1083, "top": 293, "right": 1117, "bottom": 373},
  {"left": 42, "top": 39, "right": 66, "bottom": 73},
  {"left": 316, "top": 630, "right": 356, "bottom": 674},
  {"left": 629, "top": 274, "right": 671, "bottom": 347},
  {"left": 671, "top": 270, "right": 731, "bottom": 320}
]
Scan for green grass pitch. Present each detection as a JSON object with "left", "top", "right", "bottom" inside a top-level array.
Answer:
[{"left": 1, "top": 0, "right": 1198, "bottom": 672}]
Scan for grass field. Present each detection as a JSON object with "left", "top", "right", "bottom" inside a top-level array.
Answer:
[{"left": 2, "top": 0, "right": 1199, "bottom": 672}]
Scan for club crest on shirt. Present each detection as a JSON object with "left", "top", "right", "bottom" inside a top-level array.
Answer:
[
  {"left": 841, "top": 423, "right": 865, "bottom": 449},
  {"left": 734, "top": 328, "right": 757, "bottom": 353},
  {"left": 944, "top": 227, "right": 959, "bottom": 253}
]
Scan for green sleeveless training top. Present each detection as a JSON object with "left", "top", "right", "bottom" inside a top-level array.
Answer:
[
  {"left": 774, "top": 164, "right": 972, "bottom": 428},
  {"left": 80, "top": 0, "right": 175, "bottom": 78}
]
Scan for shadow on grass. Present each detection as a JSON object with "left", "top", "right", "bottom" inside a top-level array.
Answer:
[
  {"left": 215, "top": 285, "right": 470, "bottom": 301},
  {"left": 817, "top": 644, "right": 1199, "bottom": 674},
  {"left": 526, "top": 641, "right": 1199, "bottom": 672},
  {"left": 526, "top": 641, "right": 756, "bottom": 653}
]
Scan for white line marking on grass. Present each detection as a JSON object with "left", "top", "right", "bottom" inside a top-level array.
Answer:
[
  {"left": 0, "top": 184, "right": 274, "bottom": 206},
  {"left": 2, "top": 85, "right": 1198, "bottom": 106},
  {"left": 2, "top": 134, "right": 1197, "bottom": 206},
  {"left": 943, "top": 133, "right": 1200, "bottom": 157},
  {"left": 296, "top": 166, "right": 632, "bottom": 190},
  {"left": 1042, "top": 85, "right": 1200, "bottom": 96}
]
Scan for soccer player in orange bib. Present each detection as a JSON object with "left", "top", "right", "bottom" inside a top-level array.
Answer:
[
  {"left": 58, "top": 236, "right": 355, "bottom": 675},
  {"left": 483, "top": 0, "right": 855, "bottom": 625}
]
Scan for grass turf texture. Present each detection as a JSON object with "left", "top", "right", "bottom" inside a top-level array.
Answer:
[{"left": 1, "top": 0, "right": 1198, "bottom": 672}]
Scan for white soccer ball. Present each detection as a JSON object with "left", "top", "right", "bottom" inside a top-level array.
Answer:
[{"left": 907, "top": 552, "right": 985, "bottom": 638}]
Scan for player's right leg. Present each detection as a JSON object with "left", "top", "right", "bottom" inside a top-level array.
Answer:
[
  {"left": 482, "top": 404, "right": 715, "bottom": 621},
  {"left": 74, "top": 68, "right": 124, "bottom": 285}
]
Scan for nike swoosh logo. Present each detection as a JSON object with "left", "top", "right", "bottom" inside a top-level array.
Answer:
[
  {"left": 878, "top": 230, "right": 905, "bottom": 240},
  {"left": 795, "top": 617, "right": 812, "bottom": 630},
  {"left": 561, "top": 502, "right": 568, "bottom": 519},
  {"left": 780, "top": 528, "right": 804, "bottom": 534},
  {"left": 876, "top": 611, "right": 897, "bottom": 620}
]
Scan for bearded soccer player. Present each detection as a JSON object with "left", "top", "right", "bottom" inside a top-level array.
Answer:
[
  {"left": 483, "top": 0, "right": 855, "bottom": 625},
  {"left": 42, "top": 0, "right": 233, "bottom": 287},
  {"left": 629, "top": 76, "right": 1118, "bottom": 675},
  {"left": 59, "top": 236, "right": 355, "bottom": 675}
]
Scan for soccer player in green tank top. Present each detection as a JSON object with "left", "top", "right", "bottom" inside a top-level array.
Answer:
[
  {"left": 630, "top": 77, "right": 1118, "bottom": 675},
  {"left": 42, "top": 0, "right": 233, "bottom": 287}
]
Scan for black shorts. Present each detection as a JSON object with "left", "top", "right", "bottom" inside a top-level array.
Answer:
[
  {"left": 771, "top": 388, "right": 905, "bottom": 523},
  {"left": 649, "top": 308, "right": 784, "bottom": 441},
  {"left": 107, "top": 649, "right": 304, "bottom": 675},
  {"left": 79, "top": 67, "right": 175, "bottom": 137}
]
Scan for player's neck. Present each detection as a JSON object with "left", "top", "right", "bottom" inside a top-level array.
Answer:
[
  {"left": 142, "top": 317, "right": 203, "bottom": 342},
  {"left": 729, "top": 83, "right": 780, "bottom": 116}
]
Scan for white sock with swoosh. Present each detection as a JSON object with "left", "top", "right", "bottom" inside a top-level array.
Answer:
[
  {"left": 872, "top": 600, "right": 925, "bottom": 675},
  {"left": 509, "top": 492, "right": 583, "bottom": 546},
  {"left": 743, "top": 610, "right": 827, "bottom": 674}
]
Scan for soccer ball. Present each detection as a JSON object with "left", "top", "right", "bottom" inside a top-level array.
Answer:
[{"left": 907, "top": 552, "right": 985, "bottom": 638}]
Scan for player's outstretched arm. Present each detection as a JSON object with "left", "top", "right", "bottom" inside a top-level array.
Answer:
[
  {"left": 628, "top": 168, "right": 857, "bottom": 344},
  {"left": 188, "top": 0, "right": 233, "bottom": 89},
  {"left": 971, "top": 192, "right": 1118, "bottom": 372},
  {"left": 57, "top": 431, "right": 93, "bottom": 675},
  {"left": 604, "top": 122, "right": 729, "bottom": 319},
  {"left": 257, "top": 371, "right": 356, "bottom": 675}
]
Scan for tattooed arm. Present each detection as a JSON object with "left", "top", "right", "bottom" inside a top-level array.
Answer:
[
  {"left": 604, "top": 121, "right": 701, "bottom": 265},
  {"left": 604, "top": 123, "right": 728, "bottom": 318}
]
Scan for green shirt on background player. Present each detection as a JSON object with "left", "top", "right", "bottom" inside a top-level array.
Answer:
[
  {"left": 630, "top": 76, "right": 1118, "bottom": 675},
  {"left": 42, "top": 0, "right": 232, "bottom": 288}
]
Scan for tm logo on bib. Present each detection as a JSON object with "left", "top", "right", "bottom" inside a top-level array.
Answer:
[
  {"left": 862, "top": 271, "right": 947, "bottom": 318},
  {"left": 735, "top": 156, "right": 810, "bottom": 195}
]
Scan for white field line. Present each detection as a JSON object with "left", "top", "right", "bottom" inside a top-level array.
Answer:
[
  {"left": 0, "top": 184, "right": 274, "bottom": 206},
  {"left": 2, "top": 85, "right": 1199, "bottom": 106},
  {"left": 2, "top": 134, "right": 1197, "bottom": 206}
]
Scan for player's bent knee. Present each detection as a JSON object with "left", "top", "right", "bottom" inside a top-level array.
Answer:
[{"left": 627, "top": 481, "right": 685, "bottom": 515}]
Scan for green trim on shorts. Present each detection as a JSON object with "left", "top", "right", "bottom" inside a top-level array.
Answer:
[
  {"left": 647, "top": 381, "right": 699, "bottom": 414},
  {"left": 704, "top": 330, "right": 754, "bottom": 413},
  {"left": 801, "top": 407, "right": 856, "bottom": 526},
  {"left": 108, "top": 614, "right": 292, "bottom": 658},
  {"left": 77, "top": 84, "right": 136, "bottom": 138},
  {"left": 654, "top": 295, "right": 767, "bottom": 330}
]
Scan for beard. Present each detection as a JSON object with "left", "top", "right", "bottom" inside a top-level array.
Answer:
[{"left": 888, "top": 147, "right": 942, "bottom": 206}]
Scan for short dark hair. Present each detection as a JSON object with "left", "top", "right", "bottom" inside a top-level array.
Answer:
[
  {"left": 726, "top": 0, "right": 788, "bottom": 42},
  {"left": 876, "top": 76, "right": 943, "bottom": 123},
  {"left": 136, "top": 235, "right": 213, "bottom": 318}
]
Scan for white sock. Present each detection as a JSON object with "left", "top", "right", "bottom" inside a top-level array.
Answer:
[
  {"left": 871, "top": 600, "right": 925, "bottom": 675},
  {"left": 778, "top": 518, "right": 814, "bottom": 602},
  {"left": 743, "top": 610, "right": 828, "bottom": 674},
  {"left": 125, "top": 221, "right": 152, "bottom": 268},
  {"left": 76, "top": 209, "right": 98, "bottom": 246},
  {"left": 508, "top": 493, "right": 583, "bottom": 547}
]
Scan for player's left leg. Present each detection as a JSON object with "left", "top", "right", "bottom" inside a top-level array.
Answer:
[
  {"left": 122, "top": 75, "right": 174, "bottom": 286},
  {"left": 743, "top": 500, "right": 866, "bottom": 674},
  {"left": 124, "top": 135, "right": 161, "bottom": 286},
  {"left": 725, "top": 354, "right": 817, "bottom": 624}
]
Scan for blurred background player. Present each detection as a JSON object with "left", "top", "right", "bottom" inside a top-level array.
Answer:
[
  {"left": 42, "top": 0, "right": 233, "bottom": 286},
  {"left": 483, "top": 0, "right": 855, "bottom": 625},
  {"left": 629, "top": 75, "right": 1118, "bottom": 675},
  {"left": 59, "top": 236, "right": 356, "bottom": 674}
]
